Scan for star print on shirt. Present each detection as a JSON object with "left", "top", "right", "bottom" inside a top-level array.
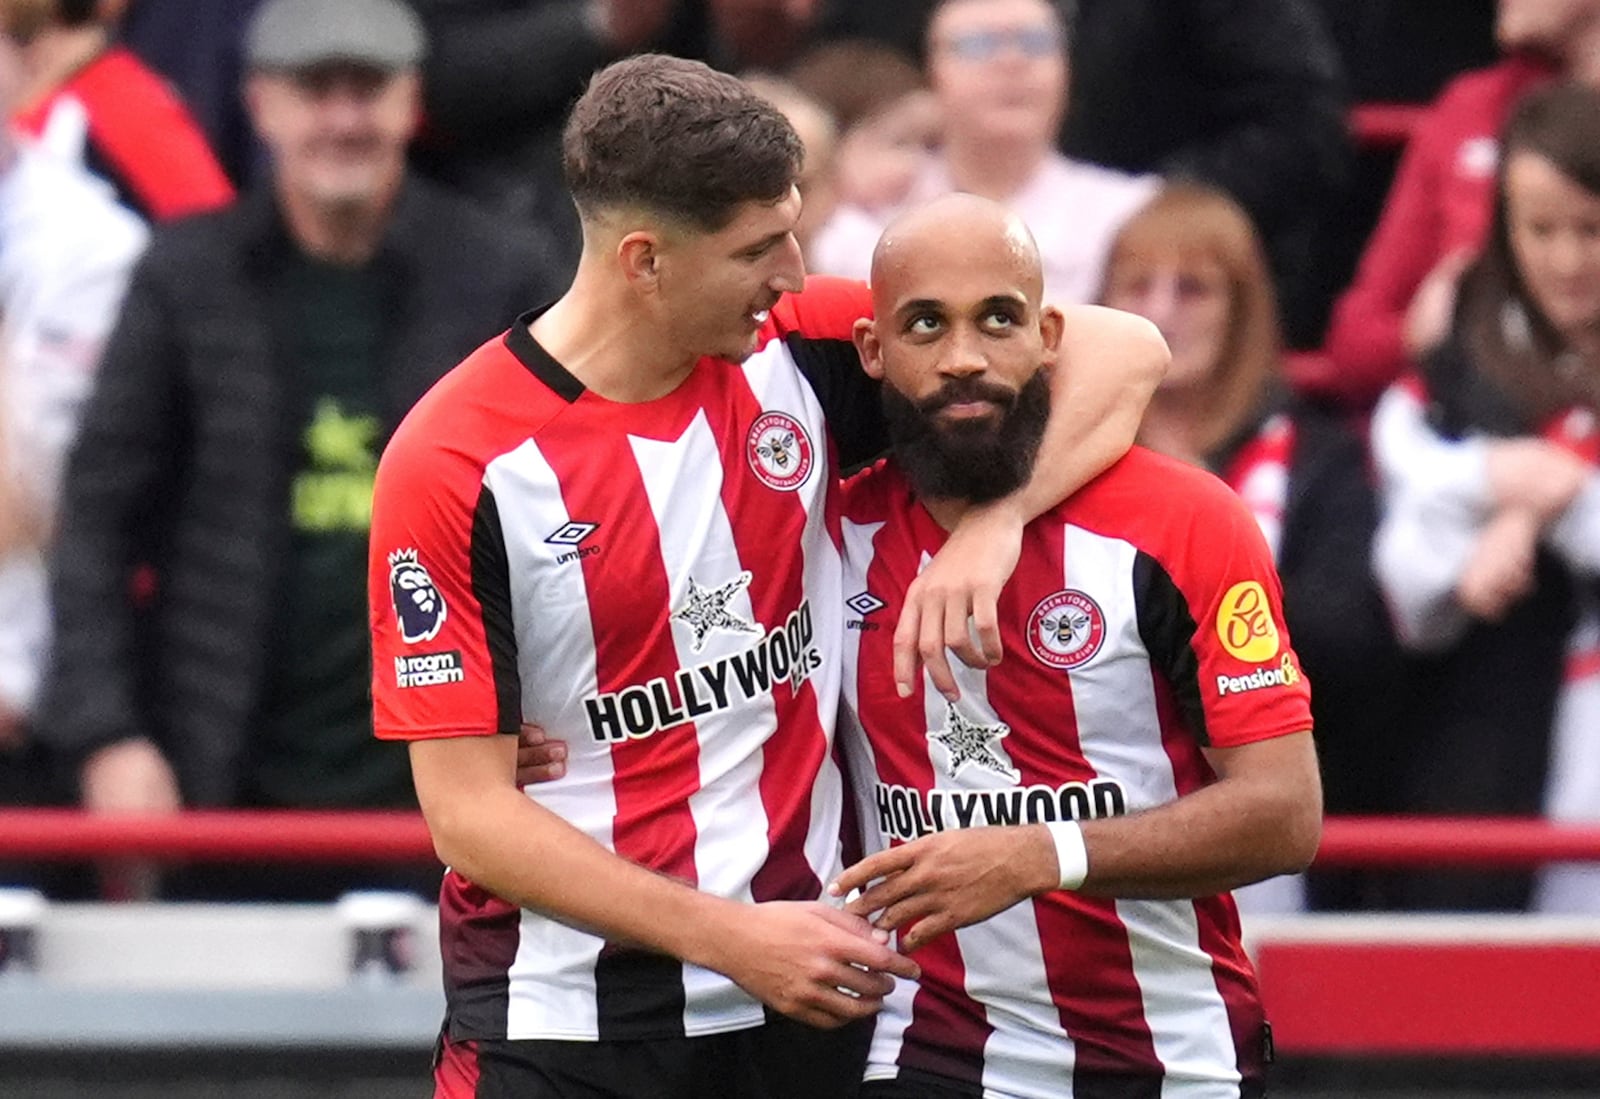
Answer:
[
  {"left": 672, "top": 572, "right": 761, "bottom": 651},
  {"left": 928, "top": 703, "right": 1020, "bottom": 783}
]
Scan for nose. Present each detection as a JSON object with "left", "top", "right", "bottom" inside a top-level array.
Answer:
[
  {"left": 769, "top": 234, "right": 807, "bottom": 296},
  {"left": 1129, "top": 276, "right": 1179, "bottom": 330},
  {"left": 940, "top": 323, "right": 988, "bottom": 377}
]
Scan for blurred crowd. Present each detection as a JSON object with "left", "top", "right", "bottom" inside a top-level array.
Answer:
[{"left": 0, "top": 0, "right": 1596, "bottom": 915}]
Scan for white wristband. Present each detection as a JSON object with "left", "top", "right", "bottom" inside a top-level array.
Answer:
[{"left": 1045, "top": 821, "right": 1089, "bottom": 891}]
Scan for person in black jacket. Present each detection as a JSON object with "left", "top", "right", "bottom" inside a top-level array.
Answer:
[
  {"left": 36, "top": 0, "right": 558, "bottom": 896},
  {"left": 1100, "top": 183, "right": 1410, "bottom": 911}
]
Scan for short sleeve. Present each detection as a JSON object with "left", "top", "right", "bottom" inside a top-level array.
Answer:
[
  {"left": 772, "top": 276, "right": 886, "bottom": 470},
  {"left": 369, "top": 430, "right": 521, "bottom": 740},
  {"left": 1133, "top": 488, "right": 1313, "bottom": 749}
]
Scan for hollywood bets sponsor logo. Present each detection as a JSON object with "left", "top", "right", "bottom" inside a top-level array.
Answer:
[
  {"left": 746, "top": 411, "right": 814, "bottom": 491},
  {"left": 1215, "top": 580, "right": 1281, "bottom": 662},
  {"left": 1026, "top": 589, "right": 1106, "bottom": 670},
  {"left": 1216, "top": 653, "right": 1302, "bottom": 696},
  {"left": 874, "top": 777, "right": 1127, "bottom": 843},
  {"left": 395, "top": 650, "right": 464, "bottom": 689},
  {"left": 584, "top": 602, "right": 822, "bottom": 743}
]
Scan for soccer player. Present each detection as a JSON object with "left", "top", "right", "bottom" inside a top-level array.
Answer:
[
  {"left": 369, "top": 56, "right": 1164, "bottom": 1098},
  {"left": 829, "top": 193, "right": 1323, "bottom": 1098}
]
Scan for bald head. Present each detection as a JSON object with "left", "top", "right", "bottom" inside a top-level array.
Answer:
[
  {"left": 852, "top": 193, "right": 1062, "bottom": 508},
  {"left": 870, "top": 193, "right": 1044, "bottom": 314}
]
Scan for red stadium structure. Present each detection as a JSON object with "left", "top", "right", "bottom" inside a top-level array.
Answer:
[{"left": 1, "top": 810, "right": 1598, "bottom": 1060}]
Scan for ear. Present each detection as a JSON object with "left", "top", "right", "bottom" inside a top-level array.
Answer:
[
  {"left": 242, "top": 74, "right": 273, "bottom": 138},
  {"left": 852, "top": 316, "right": 886, "bottom": 380},
  {"left": 1038, "top": 304, "right": 1066, "bottom": 365},
  {"left": 617, "top": 231, "right": 663, "bottom": 292}
]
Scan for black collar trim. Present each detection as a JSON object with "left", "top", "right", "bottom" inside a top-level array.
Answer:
[{"left": 504, "top": 306, "right": 585, "bottom": 404}]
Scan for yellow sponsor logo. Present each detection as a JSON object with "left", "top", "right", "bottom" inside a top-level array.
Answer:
[{"left": 1216, "top": 580, "right": 1280, "bottom": 662}]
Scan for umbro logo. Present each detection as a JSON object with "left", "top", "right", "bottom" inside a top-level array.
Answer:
[
  {"left": 546, "top": 522, "right": 598, "bottom": 547},
  {"left": 846, "top": 591, "right": 885, "bottom": 631},
  {"left": 847, "top": 592, "right": 885, "bottom": 616},
  {"left": 546, "top": 521, "right": 601, "bottom": 564}
]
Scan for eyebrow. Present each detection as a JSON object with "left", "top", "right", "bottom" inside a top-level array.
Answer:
[
  {"left": 736, "top": 231, "right": 790, "bottom": 257},
  {"left": 893, "top": 293, "right": 1027, "bottom": 319}
]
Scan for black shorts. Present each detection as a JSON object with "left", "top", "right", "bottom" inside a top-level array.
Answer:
[{"left": 436, "top": 1011, "right": 873, "bottom": 1099}]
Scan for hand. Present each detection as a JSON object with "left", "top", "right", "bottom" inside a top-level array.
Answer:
[
  {"left": 893, "top": 502, "right": 1023, "bottom": 702},
  {"left": 703, "top": 901, "right": 921, "bottom": 1029},
  {"left": 1402, "top": 249, "right": 1474, "bottom": 361},
  {"left": 79, "top": 738, "right": 181, "bottom": 814},
  {"left": 1456, "top": 508, "right": 1541, "bottom": 621},
  {"left": 829, "top": 827, "right": 1057, "bottom": 952},
  {"left": 515, "top": 721, "right": 567, "bottom": 786},
  {"left": 1487, "top": 438, "right": 1589, "bottom": 522}
]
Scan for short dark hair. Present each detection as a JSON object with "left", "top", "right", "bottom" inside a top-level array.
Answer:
[{"left": 563, "top": 54, "right": 805, "bottom": 232}]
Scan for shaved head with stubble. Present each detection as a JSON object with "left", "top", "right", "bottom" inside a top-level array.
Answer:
[{"left": 854, "top": 193, "right": 1064, "bottom": 505}]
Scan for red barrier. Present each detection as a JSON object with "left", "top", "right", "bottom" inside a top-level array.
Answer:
[
  {"left": 2, "top": 811, "right": 1600, "bottom": 865},
  {"left": 1258, "top": 932, "right": 1600, "bottom": 1055},
  {"left": 1349, "top": 103, "right": 1425, "bottom": 148},
  {"left": 0, "top": 809, "right": 437, "bottom": 862}
]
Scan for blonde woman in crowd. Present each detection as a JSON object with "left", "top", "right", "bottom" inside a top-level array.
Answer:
[{"left": 1101, "top": 183, "right": 1409, "bottom": 912}]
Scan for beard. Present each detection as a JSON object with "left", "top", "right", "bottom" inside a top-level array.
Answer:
[{"left": 881, "top": 369, "right": 1050, "bottom": 504}]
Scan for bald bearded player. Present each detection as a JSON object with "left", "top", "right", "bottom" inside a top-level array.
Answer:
[{"left": 827, "top": 195, "right": 1321, "bottom": 1099}]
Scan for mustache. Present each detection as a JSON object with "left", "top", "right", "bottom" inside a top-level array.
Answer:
[{"left": 916, "top": 376, "right": 1019, "bottom": 414}]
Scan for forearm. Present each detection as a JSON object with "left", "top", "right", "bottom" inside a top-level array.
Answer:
[
  {"left": 1077, "top": 752, "right": 1320, "bottom": 900},
  {"left": 425, "top": 779, "right": 736, "bottom": 966},
  {"left": 1018, "top": 306, "right": 1166, "bottom": 522}
]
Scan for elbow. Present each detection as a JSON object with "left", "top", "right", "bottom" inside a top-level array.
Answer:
[
  {"left": 1270, "top": 782, "right": 1324, "bottom": 876},
  {"left": 1279, "top": 805, "right": 1323, "bottom": 875},
  {"left": 1120, "top": 312, "right": 1171, "bottom": 394}
]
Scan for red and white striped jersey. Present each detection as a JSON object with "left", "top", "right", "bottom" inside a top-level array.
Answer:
[
  {"left": 369, "top": 278, "right": 881, "bottom": 1042},
  {"left": 839, "top": 448, "right": 1312, "bottom": 1098}
]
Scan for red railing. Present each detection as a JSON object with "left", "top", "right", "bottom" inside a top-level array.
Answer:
[
  {"left": 2, "top": 811, "right": 1600, "bottom": 865},
  {"left": 1349, "top": 103, "right": 1426, "bottom": 149}
]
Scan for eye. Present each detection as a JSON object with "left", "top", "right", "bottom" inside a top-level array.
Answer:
[
  {"left": 906, "top": 314, "right": 942, "bottom": 336},
  {"left": 982, "top": 309, "right": 1018, "bottom": 331}
]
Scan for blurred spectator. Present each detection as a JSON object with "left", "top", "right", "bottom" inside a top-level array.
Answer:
[
  {"left": 1321, "top": 0, "right": 1600, "bottom": 411},
  {"left": 1100, "top": 183, "right": 1409, "bottom": 912},
  {"left": 410, "top": 0, "right": 683, "bottom": 266},
  {"left": 810, "top": 0, "right": 1157, "bottom": 306},
  {"left": 786, "top": 38, "right": 924, "bottom": 133},
  {"left": 118, "top": 0, "right": 266, "bottom": 187},
  {"left": 0, "top": 21, "right": 146, "bottom": 848},
  {"left": 3, "top": 0, "right": 234, "bottom": 221},
  {"left": 1061, "top": 0, "right": 1350, "bottom": 348},
  {"left": 741, "top": 73, "right": 837, "bottom": 262},
  {"left": 36, "top": 0, "right": 558, "bottom": 897},
  {"left": 702, "top": 0, "right": 823, "bottom": 70},
  {"left": 1371, "top": 84, "right": 1600, "bottom": 912}
]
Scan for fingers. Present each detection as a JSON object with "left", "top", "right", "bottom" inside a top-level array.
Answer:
[
  {"left": 829, "top": 847, "right": 912, "bottom": 899},
  {"left": 899, "top": 913, "right": 956, "bottom": 954},
  {"left": 790, "top": 988, "right": 885, "bottom": 1029},
  {"left": 893, "top": 597, "right": 922, "bottom": 700},
  {"left": 969, "top": 590, "right": 1003, "bottom": 666},
  {"left": 826, "top": 961, "right": 897, "bottom": 1001},
  {"left": 921, "top": 600, "right": 959, "bottom": 703}
]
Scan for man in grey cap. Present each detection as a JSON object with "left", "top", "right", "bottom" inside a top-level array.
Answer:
[{"left": 38, "top": 0, "right": 560, "bottom": 899}]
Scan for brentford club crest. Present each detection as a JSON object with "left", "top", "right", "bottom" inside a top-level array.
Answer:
[
  {"left": 747, "top": 411, "right": 814, "bottom": 491},
  {"left": 1027, "top": 589, "right": 1106, "bottom": 670}
]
